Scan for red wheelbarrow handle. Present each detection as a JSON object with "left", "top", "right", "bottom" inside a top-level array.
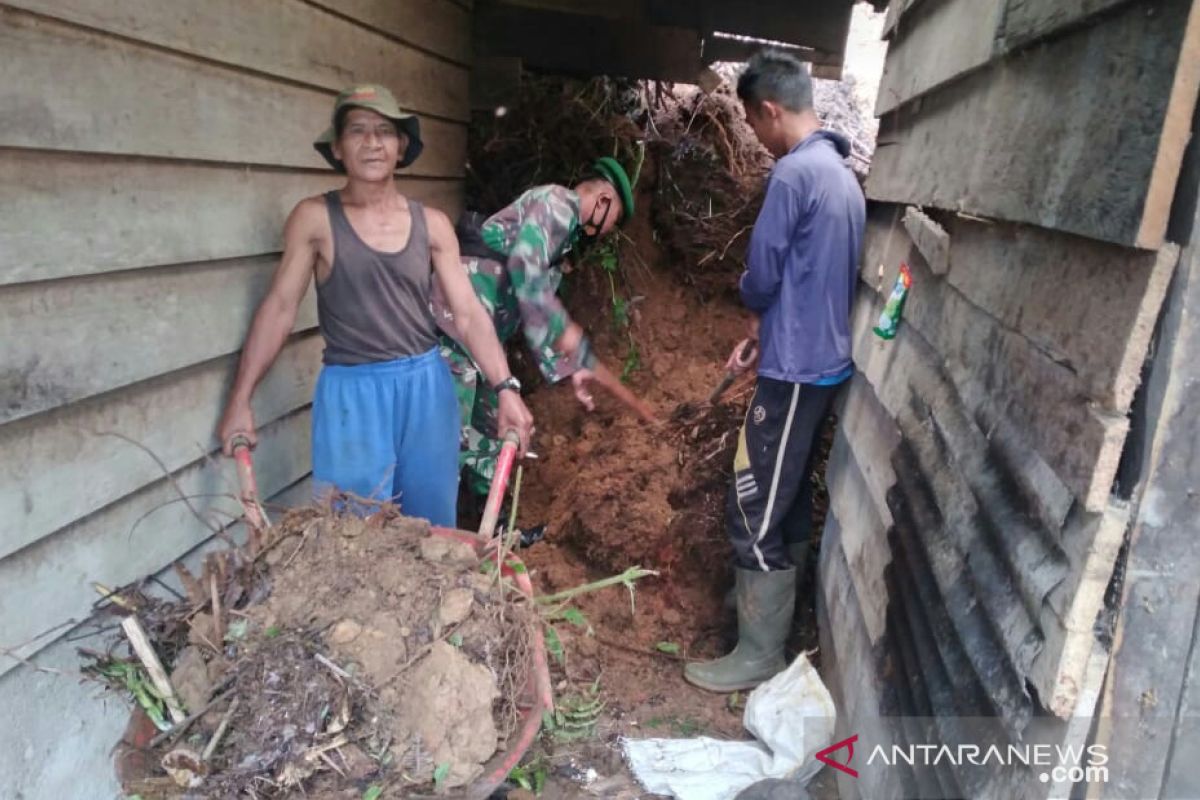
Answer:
[
  {"left": 431, "top": 527, "right": 553, "bottom": 800},
  {"left": 476, "top": 429, "right": 521, "bottom": 539},
  {"left": 228, "top": 434, "right": 268, "bottom": 534}
]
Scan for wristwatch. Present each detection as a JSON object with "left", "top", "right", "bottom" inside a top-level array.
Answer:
[{"left": 492, "top": 376, "right": 522, "bottom": 395}]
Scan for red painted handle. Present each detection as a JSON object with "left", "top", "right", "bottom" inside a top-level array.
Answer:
[
  {"left": 477, "top": 430, "right": 521, "bottom": 539},
  {"left": 229, "top": 435, "right": 266, "bottom": 532}
]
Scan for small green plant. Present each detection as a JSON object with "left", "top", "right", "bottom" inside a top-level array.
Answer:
[
  {"left": 94, "top": 661, "right": 174, "bottom": 732},
  {"left": 362, "top": 786, "right": 383, "bottom": 800},
  {"left": 548, "top": 681, "right": 605, "bottom": 742},
  {"left": 508, "top": 758, "right": 549, "bottom": 795},
  {"left": 433, "top": 763, "right": 451, "bottom": 791},
  {"left": 644, "top": 714, "right": 704, "bottom": 737},
  {"left": 655, "top": 641, "right": 681, "bottom": 655},
  {"left": 620, "top": 339, "right": 641, "bottom": 383},
  {"left": 544, "top": 626, "right": 565, "bottom": 665}
]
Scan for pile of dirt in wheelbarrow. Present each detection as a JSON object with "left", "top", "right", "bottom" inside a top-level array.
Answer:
[{"left": 93, "top": 508, "right": 539, "bottom": 799}]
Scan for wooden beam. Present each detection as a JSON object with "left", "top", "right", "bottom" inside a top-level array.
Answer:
[
  {"left": 1030, "top": 501, "right": 1130, "bottom": 717},
  {"left": 0, "top": 256, "right": 317, "bottom": 425},
  {"left": 865, "top": 208, "right": 1178, "bottom": 413},
  {"left": 1091, "top": 186, "right": 1200, "bottom": 800},
  {"left": 868, "top": 0, "right": 1200, "bottom": 248},
  {"left": 701, "top": 37, "right": 839, "bottom": 70},
  {"left": 0, "top": 8, "right": 465, "bottom": 177},
  {"left": 648, "top": 0, "right": 854, "bottom": 60},
  {"left": 492, "top": 0, "right": 641, "bottom": 21},
  {"left": 881, "top": 0, "right": 924, "bottom": 39},
  {"left": 901, "top": 207, "right": 950, "bottom": 276},
  {"left": 7, "top": 0, "right": 470, "bottom": 120},
  {"left": 876, "top": 0, "right": 1137, "bottom": 116},
  {"left": 860, "top": 212, "right": 1135, "bottom": 510},
  {"left": 474, "top": 4, "right": 702, "bottom": 82},
  {"left": 1001, "top": 0, "right": 1135, "bottom": 51},
  {"left": 0, "top": 410, "right": 312, "bottom": 680},
  {"left": 0, "top": 152, "right": 461, "bottom": 285},
  {"left": 875, "top": 0, "right": 1004, "bottom": 116},
  {"left": 0, "top": 334, "right": 321, "bottom": 562}
]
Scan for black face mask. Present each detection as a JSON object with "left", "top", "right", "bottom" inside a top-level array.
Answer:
[{"left": 580, "top": 195, "right": 613, "bottom": 240}]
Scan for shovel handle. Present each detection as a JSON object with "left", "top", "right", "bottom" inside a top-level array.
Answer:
[
  {"left": 477, "top": 429, "right": 521, "bottom": 539},
  {"left": 708, "top": 339, "right": 758, "bottom": 404}
]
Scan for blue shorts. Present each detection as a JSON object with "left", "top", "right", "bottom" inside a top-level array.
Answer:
[{"left": 311, "top": 348, "right": 459, "bottom": 527}]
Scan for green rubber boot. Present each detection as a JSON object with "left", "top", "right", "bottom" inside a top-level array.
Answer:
[
  {"left": 687, "top": 567, "right": 796, "bottom": 692},
  {"left": 723, "top": 542, "right": 809, "bottom": 610}
]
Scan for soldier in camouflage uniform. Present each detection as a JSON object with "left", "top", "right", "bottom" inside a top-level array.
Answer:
[{"left": 434, "top": 158, "right": 651, "bottom": 497}]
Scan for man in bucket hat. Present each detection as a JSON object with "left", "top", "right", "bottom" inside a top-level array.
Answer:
[
  {"left": 433, "top": 158, "right": 657, "bottom": 508},
  {"left": 217, "top": 84, "right": 533, "bottom": 527}
]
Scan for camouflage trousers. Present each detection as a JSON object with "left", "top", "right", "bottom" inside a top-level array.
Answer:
[{"left": 440, "top": 339, "right": 502, "bottom": 497}]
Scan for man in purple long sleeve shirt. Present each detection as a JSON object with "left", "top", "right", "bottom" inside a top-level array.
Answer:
[{"left": 685, "top": 51, "right": 865, "bottom": 693}]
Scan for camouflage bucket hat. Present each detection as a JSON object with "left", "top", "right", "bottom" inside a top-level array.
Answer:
[{"left": 313, "top": 84, "right": 424, "bottom": 172}]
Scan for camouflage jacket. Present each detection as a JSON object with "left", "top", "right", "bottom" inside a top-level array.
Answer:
[{"left": 437, "top": 184, "right": 591, "bottom": 383}]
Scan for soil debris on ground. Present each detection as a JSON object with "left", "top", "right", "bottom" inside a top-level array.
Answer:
[{"left": 88, "top": 507, "right": 538, "bottom": 799}]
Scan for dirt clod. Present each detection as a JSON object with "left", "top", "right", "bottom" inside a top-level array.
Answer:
[{"left": 106, "top": 508, "right": 537, "bottom": 799}]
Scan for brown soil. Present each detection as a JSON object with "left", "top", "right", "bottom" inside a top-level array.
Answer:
[
  {"left": 491, "top": 177, "right": 836, "bottom": 797},
  {"left": 111, "top": 509, "right": 537, "bottom": 799}
]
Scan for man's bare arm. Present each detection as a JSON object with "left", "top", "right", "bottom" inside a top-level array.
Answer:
[{"left": 216, "top": 199, "right": 321, "bottom": 453}]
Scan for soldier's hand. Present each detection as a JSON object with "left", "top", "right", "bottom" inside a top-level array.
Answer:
[
  {"left": 496, "top": 391, "right": 535, "bottom": 456},
  {"left": 571, "top": 369, "right": 598, "bottom": 412}
]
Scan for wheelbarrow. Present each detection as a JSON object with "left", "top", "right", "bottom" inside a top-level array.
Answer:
[{"left": 230, "top": 431, "right": 551, "bottom": 799}]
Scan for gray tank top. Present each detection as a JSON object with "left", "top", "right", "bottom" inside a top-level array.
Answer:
[{"left": 317, "top": 191, "right": 440, "bottom": 365}]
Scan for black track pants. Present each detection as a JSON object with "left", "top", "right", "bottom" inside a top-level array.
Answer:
[{"left": 727, "top": 376, "right": 840, "bottom": 571}]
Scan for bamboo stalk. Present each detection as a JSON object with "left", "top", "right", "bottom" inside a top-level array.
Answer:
[{"left": 121, "top": 616, "right": 187, "bottom": 724}]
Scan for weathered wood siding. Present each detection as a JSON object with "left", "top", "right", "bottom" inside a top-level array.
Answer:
[
  {"left": 0, "top": 0, "right": 469, "bottom": 733},
  {"left": 821, "top": 2, "right": 1197, "bottom": 797}
]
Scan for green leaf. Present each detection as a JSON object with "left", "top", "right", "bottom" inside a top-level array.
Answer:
[
  {"left": 448, "top": 633, "right": 463, "bottom": 648},
  {"left": 510, "top": 561, "right": 528, "bottom": 574},
  {"left": 544, "top": 626, "right": 565, "bottom": 665},
  {"left": 433, "top": 762, "right": 451, "bottom": 790},
  {"left": 560, "top": 607, "right": 589, "bottom": 629},
  {"left": 612, "top": 296, "right": 630, "bottom": 329},
  {"left": 511, "top": 767, "right": 533, "bottom": 791},
  {"left": 534, "top": 765, "right": 548, "bottom": 795},
  {"left": 224, "top": 619, "right": 249, "bottom": 641},
  {"left": 621, "top": 341, "right": 641, "bottom": 383},
  {"left": 655, "top": 641, "right": 681, "bottom": 655},
  {"left": 541, "top": 709, "right": 557, "bottom": 731},
  {"left": 480, "top": 559, "right": 498, "bottom": 574},
  {"left": 265, "top": 625, "right": 282, "bottom": 639},
  {"left": 362, "top": 786, "right": 383, "bottom": 800}
]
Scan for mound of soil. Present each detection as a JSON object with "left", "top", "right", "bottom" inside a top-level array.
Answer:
[{"left": 109, "top": 509, "right": 536, "bottom": 799}]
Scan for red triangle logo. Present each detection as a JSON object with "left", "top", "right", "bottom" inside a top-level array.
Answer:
[{"left": 815, "top": 734, "right": 859, "bottom": 778}]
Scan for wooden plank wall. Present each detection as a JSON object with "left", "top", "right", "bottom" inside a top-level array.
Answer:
[
  {"left": 821, "top": 1, "right": 1197, "bottom": 797},
  {"left": 0, "top": 0, "right": 470, "bottom": 695}
]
